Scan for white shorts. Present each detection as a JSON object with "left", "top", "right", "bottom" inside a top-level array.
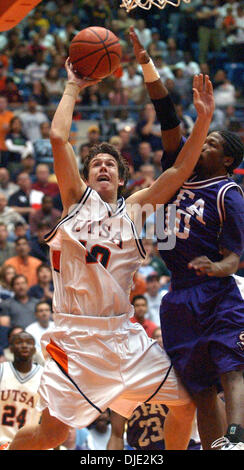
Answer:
[{"left": 38, "top": 313, "right": 190, "bottom": 428}]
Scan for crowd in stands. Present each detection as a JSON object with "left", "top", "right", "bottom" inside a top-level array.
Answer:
[{"left": 0, "top": 0, "right": 243, "bottom": 449}]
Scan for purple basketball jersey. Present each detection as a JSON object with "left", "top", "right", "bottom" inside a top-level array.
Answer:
[{"left": 158, "top": 176, "right": 244, "bottom": 290}]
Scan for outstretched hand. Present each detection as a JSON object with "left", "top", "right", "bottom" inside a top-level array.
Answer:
[
  {"left": 129, "top": 26, "right": 150, "bottom": 65},
  {"left": 65, "top": 58, "right": 100, "bottom": 89},
  {"left": 193, "top": 74, "right": 215, "bottom": 120}
]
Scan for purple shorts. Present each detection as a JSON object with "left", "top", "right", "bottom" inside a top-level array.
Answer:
[{"left": 160, "top": 275, "right": 244, "bottom": 393}]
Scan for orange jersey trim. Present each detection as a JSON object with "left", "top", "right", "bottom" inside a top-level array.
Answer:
[{"left": 46, "top": 339, "right": 68, "bottom": 375}]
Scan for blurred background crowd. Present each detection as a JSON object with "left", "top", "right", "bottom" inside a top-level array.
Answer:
[{"left": 0, "top": 0, "right": 243, "bottom": 449}]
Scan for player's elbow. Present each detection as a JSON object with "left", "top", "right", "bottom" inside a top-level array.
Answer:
[{"left": 50, "top": 128, "right": 67, "bottom": 145}]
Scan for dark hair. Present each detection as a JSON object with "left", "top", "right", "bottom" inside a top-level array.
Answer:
[
  {"left": 15, "top": 235, "right": 29, "bottom": 244},
  {"left": 217, "top": 130, "right": 244, "bottom": 174},
  {"left": 82, "top": 142, "right": 129, "bottom": 198},
  {"left": 11, "top": 273, "right": 28, "bottom": 289},
  {"left": 37, "top": 263, "right": 51, "bottom": 274},
  {"left": 35, "top": 300, "right": 51, "bottom": 312},
  {"left": 132, "top": 295, "right": 147, "bottom": 305}
]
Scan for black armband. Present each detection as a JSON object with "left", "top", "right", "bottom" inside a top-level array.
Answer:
[{"left": 151, "top": 94, "right": 180, "bottom": 131}]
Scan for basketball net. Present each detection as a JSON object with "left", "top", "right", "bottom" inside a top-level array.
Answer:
[{"left": 120, "top": 0, "right": 191, "bottom": 11}]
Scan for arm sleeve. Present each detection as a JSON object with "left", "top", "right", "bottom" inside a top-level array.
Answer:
[{"left": 218, "top": 188, "right": 244, "bottom": 256}]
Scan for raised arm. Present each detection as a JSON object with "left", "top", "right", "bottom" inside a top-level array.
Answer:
[
  {"left": 130, "top": 27, "right": 182, "bottom": 154},
  {"left": 50, "top": 59, "right": 99, "bottom": 216},
  {"left": 127, "top": 74, "right": 214, "bottom": 211}
]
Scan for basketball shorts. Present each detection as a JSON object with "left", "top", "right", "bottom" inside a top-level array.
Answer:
[
  {"left": 160, "top": 275, "right": 244, "bottom": 394},
  {"left": 37, "top": 312, "right": 190, "bottom": 428}
]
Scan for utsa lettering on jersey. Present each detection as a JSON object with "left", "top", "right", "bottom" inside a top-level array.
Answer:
[{"left": 9, "top": 52, "right": 215, "bottom": 450}]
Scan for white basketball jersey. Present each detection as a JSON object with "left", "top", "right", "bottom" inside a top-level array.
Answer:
[
  {"left": 0, "top": 362, "right": 43, "bottom": 442},
  {"left": 44, "top": 188, "right": 146, "bottom": 317}
]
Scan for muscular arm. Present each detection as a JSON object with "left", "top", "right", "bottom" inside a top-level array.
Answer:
[
  {"left": 50, "top": 60, "right": 99, "bottom": 217},
  {"left": 188, "top": 249, "right": 240, "bottom": 277},
  {"left": 130, "top": 27, "right": 182, "bottom": 154},
  {"left": 127, "top": 75, "right": 214, "bottom": 213}
]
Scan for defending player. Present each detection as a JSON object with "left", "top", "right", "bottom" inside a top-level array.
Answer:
[
  {"left": 8, "top": 55, "right": 214, "bottom": 450},
  {"left": 129, "top": 27, "right": 244, "bottom": 450},
  {"left": 0, "top": 332, "right": 43, "bottom": 445}
]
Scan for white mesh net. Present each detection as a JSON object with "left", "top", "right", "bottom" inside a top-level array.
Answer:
[{"left": 120, "top": 0, "right": 191, "bottom": 11}]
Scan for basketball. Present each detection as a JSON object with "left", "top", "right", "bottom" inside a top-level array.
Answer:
[{"left": 69, "top": 26, "right": 122, "bottom": 80}]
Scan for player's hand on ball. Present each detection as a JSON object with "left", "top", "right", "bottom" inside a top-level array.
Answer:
[
  {"left": 129, "top": 26, "right": 150, "bottom": 65},
  {"left": 193, "top": 74, "right": 215, "bottom": 119},
  {"left": 188, "top": 256, "right": 220, "bottom": 276},
  {"left": 65, "top": 58, "right": 101, "bottom": 89}
]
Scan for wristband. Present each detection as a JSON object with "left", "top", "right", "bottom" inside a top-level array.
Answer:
[
  {"left": 63, "top": 82, "right": 81, "bottom": 100},
  {"left": 141, "top": 58, "right": 160, "bottom": 83},
  {"left": 151, "top": 95, "right": 180, "bottom": 130}
]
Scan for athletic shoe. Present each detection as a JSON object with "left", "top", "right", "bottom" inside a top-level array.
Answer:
[
  {"left": 0, "top": 442, "right": 9, "bottom": 450},
  {"left": 211, "top": 436, "right": 244, "bottom": 450}
]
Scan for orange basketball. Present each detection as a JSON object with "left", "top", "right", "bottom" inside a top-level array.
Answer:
[{"left": 69, "top": 26, "right": 122, "bottom": 80}]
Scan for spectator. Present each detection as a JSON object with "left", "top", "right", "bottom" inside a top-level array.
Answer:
[
  {"left": 0, "top": 167, "right": 18, "bottom": 199},
  {"left": 148, "top": 28, "right": 167, "bottom": 58},
  {"left": 213, "top": 69, "right": 236, "bottom": 107},
  {"left": 152, "top": 326, "right": 163, "bottom": 349},
  {"left": 144, "top": 272, "right": 168, "bottom": 325},
  {"left": 19, "top": 96, "right": 49, "bottom": 142},
  {"left": 13, "top": 152, "right": 36, "bottom": 182},
  {"left": 32, "top": 163, "right": 59, "bottom": 196},
  {"left": 29, "top": 194, "right": 61, "bottom": 236},
  {"left": 24, "top": 48, "right": 49, "bottom": 83},
  {"left": 121, "top": 64, "right": 143, "bottom": 103},
  {"left": 152, "top": 149, "right": 163, "bottom": 178},
  {"left": 136, "top": 141, "right": 153, "bottom": 167},
  {"left": 41, "top": 66, "right": 64, "bottom": 103},
  {"left": 28, "top": 263, "right": 54, "bottom": 306},
  {"left": 33, "top": 121, "right": 53, "bottom": 167},
  {"left": 0, "top": 192, "right": 26, "bottom": 233},
  {"left": 83, "top": 125, "right": 101, "bottom": 149},
  {"left": 134, "top": 19, "right": 152, "bottom": 48},
  {"left": 130, "top": 295, "right": 158, "bottom": 337},
  {"left": 26, "top": 300, "right": 54, "bottom": 358},
  {"left": 86, "top": 410, "right": 112, "bottom": 450},
  {"left": 162, "top": 37, "right": 184, "bottom": 66},
  {"left": 173, "top": 67, "right": 192, "bottom": 106},
  {"left": 29, "top": 221, "right": 51, "bottom": 265},
  {"left": 175, "top": 51, "right": 201, "bottom": 77},
  {"left": 136, "top": 103, "right": 162, "bottom": 151},
  {"left": 175, "top": 103, "right": 195, "bottom": 137},
  {"left": 0, "top": 265, "right": 16, "bottom": 302},
  {"left": 11, "top": 42, "right": 34, "bottom": 73},
  {"left": 0, "top": 222, "right": 16, "bottom": 265},
  {"left": 0, "top": 95, "right": 14, "bottom": 167},
  {"left": 1, "top": 326, "right": 24, "bottom": 361},
  {"left": 196, "top": 0, "right": 221, "bottom": 63},
  {"left": 5, "top": 116, "right": 34, "bottom": 173},
  {"left": 4, "top": 236, "right": 42, "bottom": 287},
  {"left": 8, "top": 171, "right": 44, "bottom": 222},
  {"left": 0, "top": 274, "right": 38, "bottom": 328},
  {"left": 108, "top": 79, "right": 129, "bottom": 107},
  {"left": 153, "top": 56, "right": 175, "bottom": 83},
  {"left": 129, "top": 271, "right": 147, "bottom": 303},
  {"left": 31, "top": 79, "right": 50, "bottom": 106},
  {"left": 1, "top": 77, "right": 23, "bottom": 108}
]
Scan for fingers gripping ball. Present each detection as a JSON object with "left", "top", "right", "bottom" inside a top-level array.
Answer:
[{"left": 69, "top": 27, "right": 122, "bottom": 80}]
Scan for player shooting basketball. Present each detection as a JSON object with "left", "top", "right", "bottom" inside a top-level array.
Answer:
[{"left": 7, "top": 51, "right": 215, "bottom": 450}]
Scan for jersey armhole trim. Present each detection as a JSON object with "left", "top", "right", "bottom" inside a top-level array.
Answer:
[
  {"left": 44, "top": 187, "right": 92, "bottom": 243},
  {"left": 217, "top": 182, "right": 244, "bottom": 225},
  {"left": 124, "top": 213, "right": 146, "bottom": 259}
]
